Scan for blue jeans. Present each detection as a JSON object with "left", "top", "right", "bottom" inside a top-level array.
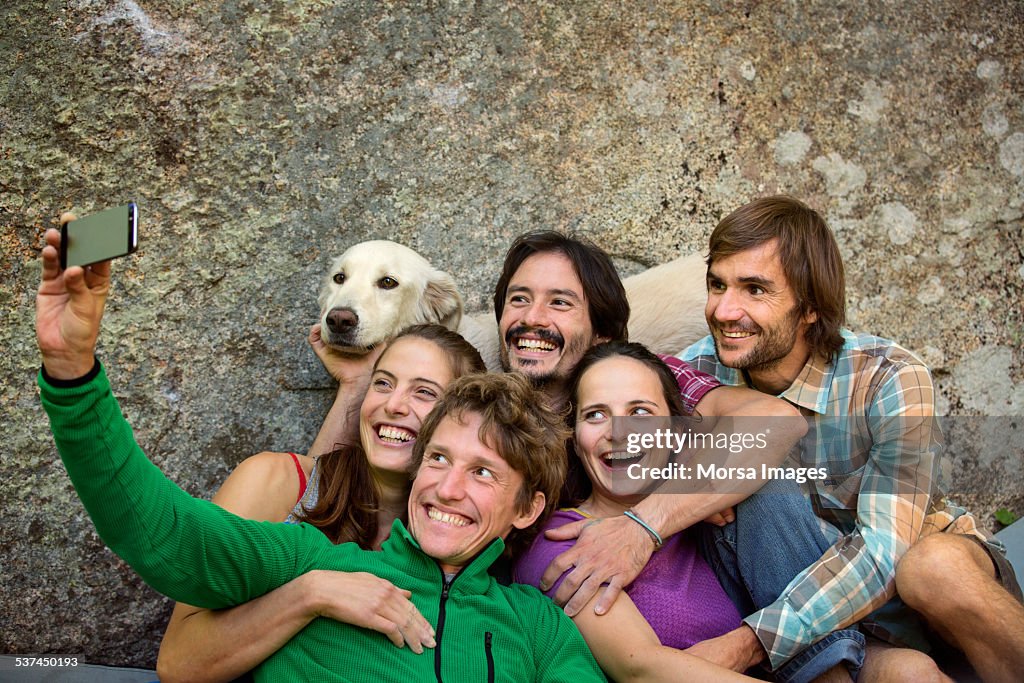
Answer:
[{"left": 699, "top": 479, "right": 866, "bottom": 683}]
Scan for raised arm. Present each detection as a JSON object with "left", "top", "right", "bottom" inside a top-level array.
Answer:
[
  {"left": 306, "top": 323, "right": 381, "bottom": 457},
  {"left": 36, "top": 226, "right": 319, "bottom": 606}
]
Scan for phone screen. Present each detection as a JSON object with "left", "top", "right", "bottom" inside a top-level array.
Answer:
[{"left": 61, "top": 203, "right": 139, "bottom": 268}]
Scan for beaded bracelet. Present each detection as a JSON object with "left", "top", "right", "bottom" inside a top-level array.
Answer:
[{"left": 623, "top": 509, "right": 664, "bottom": 549}]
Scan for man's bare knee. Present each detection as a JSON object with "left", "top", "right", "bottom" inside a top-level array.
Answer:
[
  {"left": 895, "top": 534, "right": 993, "bottom": 609},
  {"left": 860, "top": 645, "right": 951, "bottom": 683}
]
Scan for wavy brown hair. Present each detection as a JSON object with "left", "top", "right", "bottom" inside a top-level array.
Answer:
[
  {"left": 412, "top": 372, "right": 570, "bottom": 557},
  {"left": 297, "top": 323, "right": 485, "bottom": 546}
]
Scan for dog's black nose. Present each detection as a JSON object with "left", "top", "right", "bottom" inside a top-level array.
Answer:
[{"left": 326, "top": 308, "right": 359, "bottom": 332}]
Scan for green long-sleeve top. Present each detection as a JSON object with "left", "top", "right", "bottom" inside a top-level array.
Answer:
[{"left": 39, "top": 363, "right": 606, "bottom": 682}]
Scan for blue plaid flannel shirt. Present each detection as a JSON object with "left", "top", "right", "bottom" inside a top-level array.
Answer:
[{"left": 680, "top": 329, "right": 996, "bottom": 668}]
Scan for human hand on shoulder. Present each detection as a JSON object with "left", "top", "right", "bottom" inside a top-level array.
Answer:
[
  {"left": 36, "top": 219, "right": 111, "bottom": 380},
  {"left": 540, "top": 515, "right": 656, "bottom": 617}
]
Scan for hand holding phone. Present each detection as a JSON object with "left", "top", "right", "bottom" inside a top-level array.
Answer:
[{"left": 60, "top": 203, "right": 138, "bottom": 269}]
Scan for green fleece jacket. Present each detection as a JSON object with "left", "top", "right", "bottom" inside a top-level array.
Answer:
[{"left": 39, "top": 364, "right": 605, "bottom": 682}]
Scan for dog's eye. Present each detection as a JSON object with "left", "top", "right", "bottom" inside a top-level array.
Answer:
[
  {"left": 378, "top": 276, "right": 399, "bottom": 290},
  {"left": 333, "top": 273, "right": 346, "bottom": 285}
]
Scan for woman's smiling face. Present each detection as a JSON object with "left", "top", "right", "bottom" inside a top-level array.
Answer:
[
  {"left": 573, "top": 355, "right": 673, "bottom": 503},
  {"left": 358, "top": 336, "right": 455, "bottom": 478}
]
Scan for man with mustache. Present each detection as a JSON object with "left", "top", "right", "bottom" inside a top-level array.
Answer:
[{"left": 680, "top": 196, "right": 1024, "bottom": 682}]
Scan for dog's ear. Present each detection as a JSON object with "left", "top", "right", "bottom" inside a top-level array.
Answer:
[{"left": 421, "top": 268, "right": 463, "bottom": 331}]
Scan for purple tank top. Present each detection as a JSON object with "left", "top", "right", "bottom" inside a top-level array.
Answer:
[{"left": 513, "top": 508, "right": 742, "bottom": 649}]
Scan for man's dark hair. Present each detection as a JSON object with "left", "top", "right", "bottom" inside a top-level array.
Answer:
[
  {"left": 708, "top": 196, "right": 846, "bottom": 360},
  {"left": 493, "top": 230, "right": 629, "bottom": 342}
]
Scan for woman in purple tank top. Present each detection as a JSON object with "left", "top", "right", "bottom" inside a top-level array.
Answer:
[{"left": 515, "top": 341, "right": 757, "bottom": 682}]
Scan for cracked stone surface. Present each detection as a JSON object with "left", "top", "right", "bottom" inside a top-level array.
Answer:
[{"left": 2, "top": 0, "right": 1022, "bottom": 666}]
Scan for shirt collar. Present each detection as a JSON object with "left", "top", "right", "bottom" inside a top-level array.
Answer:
[
  {"left": 386, "top": 519, "right": 506, "bottom": 593},
  {"left": 777, "top": 352, "right": 836, "bottom": 414},
  {"left": 710, "top": 352, "right": 836, "bottom": 415}
]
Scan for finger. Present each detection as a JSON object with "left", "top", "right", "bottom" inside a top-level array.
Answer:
[
  {"left": 563, "top": 574, "right": 606, "bottom": 617},
  {"left": 45, "top": 228, "right": 62, "bottom": 249},
  {"left": 369, "top": 340, "right": 387, "bottom": 362},
  {"left": 400, "top": 622, "right": 423, "bottom": 654},
  {"left": 41, "top": 232, "right": 62, "bottom": 281},
  {"left": 84, "top": 258, "right": 112, "bottom": 286},
  {"left": 549, "top": 563, "right": 585, "bottom": 606},
  {"left": 543, "top": 519, "right": 586, "bottom": 541},
  {"left": 398, "top": 614, "right": 433, "bottom": 654},
  {"left": 62, "top": 265, "right": 88, "bottom": 295},
  {"left": 362, "top": 611, "right": 406, "bottom": 648},
  {"left": 308, "top": 323, "right": 322, "bottom": 345},
  {"left": 539, "top": 548, "right": 580, "bottom": 591},
  {"left": 400, "top": 599, "right": 434, "bottom": 639},
  {"left": 394, "top": 601, "right": 434, "bottom": 653},
  {"left": 379, "top": 591, "right": 432, "bottom": 639},
  {"left": 380, "top": 620, "right": 405, "bottom": 649},
  {"left": 722, "top": 507, "right": 736, "bottom": 524},
  {"left": 593, "top": 577, "right": 624, "bottom": 616}
]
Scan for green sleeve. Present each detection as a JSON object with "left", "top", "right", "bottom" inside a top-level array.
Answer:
[
  {"left": 38, "top": 364, "right": 333, "bottom": 609},
  {"left": 522, "top": 588, "right": 607, "bottom": 682}
]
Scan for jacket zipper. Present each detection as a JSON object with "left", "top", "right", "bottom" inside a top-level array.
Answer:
[
  {"left": 484, "top": 631, "right": 494, "bottom": 683},
  {"left": 434, "top": 575, "right": 452, "bottom": 683},
  {"left": 431, "top": 541, "right": 501, "bottom": 683}
]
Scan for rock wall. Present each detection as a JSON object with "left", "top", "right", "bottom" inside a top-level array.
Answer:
[{"left": 2, "top": 0, "right": 1021, "bottom": 666}]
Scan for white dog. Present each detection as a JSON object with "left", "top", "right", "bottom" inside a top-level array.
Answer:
[{"left": 318, "top": 240, "right": 708, "bottom": 371}]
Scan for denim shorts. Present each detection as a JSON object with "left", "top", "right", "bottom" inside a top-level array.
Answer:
[{"left": 967, "top": 534, "right": 1023, "bottom": 602}]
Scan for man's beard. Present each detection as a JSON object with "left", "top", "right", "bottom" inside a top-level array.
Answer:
[
  {"left": 500, "top": 325, "right": 589, "bottom": 390},
  {"left": 712, "top": 306, "right": 802, "bottom": 373}
]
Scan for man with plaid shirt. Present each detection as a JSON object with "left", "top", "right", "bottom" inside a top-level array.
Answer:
[{"left": 680, "top": 196, "right": 1024, "bottom": 682}]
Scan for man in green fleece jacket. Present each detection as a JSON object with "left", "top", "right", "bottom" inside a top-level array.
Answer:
[{"left": 35, "top": 226, "right": 605, "bottom": 683}]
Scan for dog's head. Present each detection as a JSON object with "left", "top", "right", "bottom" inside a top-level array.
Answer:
[{"left": 318, "top": 240, "right": 463, "bottom": 352}]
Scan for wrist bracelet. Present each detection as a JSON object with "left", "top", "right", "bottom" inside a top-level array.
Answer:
[{"left": 623, "top": 509, "right": 663, "bottom": 549}]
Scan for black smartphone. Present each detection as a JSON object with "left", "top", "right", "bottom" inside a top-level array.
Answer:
[{"left": 60, "top": 202, "right": 139, "bottom": 269}]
